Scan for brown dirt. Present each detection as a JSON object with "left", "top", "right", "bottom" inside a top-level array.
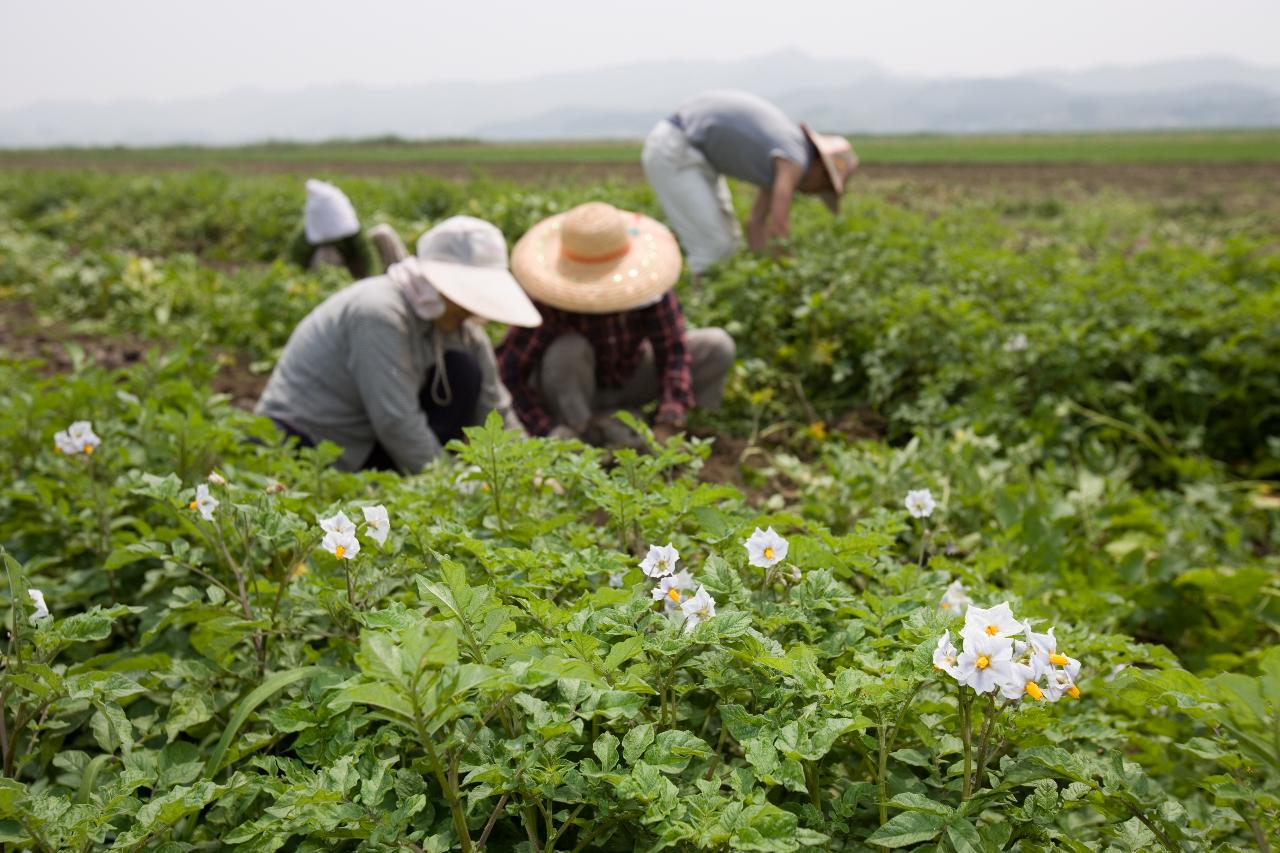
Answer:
[
  {"left": 4, "top": 154, "right": 1279, "bottom": 202},
  {"left": 0, "top": 299, "right": 266, "bottom": 410}
]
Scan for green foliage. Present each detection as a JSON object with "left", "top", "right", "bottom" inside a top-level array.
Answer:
[{"left": 0, "top": 166, "right": 1276, "bottom": 849}]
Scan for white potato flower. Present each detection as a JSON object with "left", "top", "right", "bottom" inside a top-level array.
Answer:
[
  {"left": 998, "top": 659, "right": 1045, "bottom": 702},
  {"left": 963, "top": 602, "right": 1023, "bottom": 645},
  {"left": 54, "top": 420, "right": 101, "bottom": 456},
  {"left": 680, "top": 586, "right": 716, "bottom": 633},
  {"left": 1021, "top": 622, "right": 1080, "bottom": 678},
  {"left": 933, "top": 630, "right": 960, "bottom": 677},
  {"left": 1003, "top": 333, "right": 1029, "bottom": 353},
  {"left": 956, "top": 633, "right": 1015, "bottom": 694},
  {"left": 27, "top": 589, "right": 50, "bottom": 625},
  {"left": 207, "top": 471, "right": 227, "bottom": 486},
  {"left": 640, "top": 543, "right": 680, "bottom": 579},
  {"left": 940, "top": 579, "right": 972, "bottom": 615},
  {"left": 362, "top": 505, "right": 390, "bottom": 546},
  {"left": 905, "top": 489, "right": 936, "bottom": 519},
  {"left": 651, "top": 570, "right": 696, "bottom": 612},
  {"left": 1042, "top": 667, "right": 1081, "bottom": 702},
  {"left": 189, "top": 483, "right": 219, "bottom": 521},
  {"left": 319, "top": 511, "right": 356, "bottom": 537},
  {"left": 745, "top": 527, "right": 788, "bottom": 568},
  {"left": 321, "top": 530, "right": 360, "bottom": 560}
]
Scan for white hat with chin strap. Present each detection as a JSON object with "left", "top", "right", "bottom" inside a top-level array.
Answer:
[{"left": 415, "top": 216, "right": 542, "bottom": 328}]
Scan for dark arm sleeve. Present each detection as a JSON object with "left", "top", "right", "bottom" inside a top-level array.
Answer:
[{"left": 497, "top": 323, "right": 557, "bottom": 435}]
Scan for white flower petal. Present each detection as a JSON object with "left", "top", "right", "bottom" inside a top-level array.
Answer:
[
  {"left": 362, "top": 505, "right": 390, "bottom": 546},
  {"left": 640, "top": 543, "right": 679, "bottom": 579},
  {"left": 905, "top": 488, "right": 936, "bottom": 519},
  {"left": 745, "top": 527, "right": 787, "bottom": 568}
]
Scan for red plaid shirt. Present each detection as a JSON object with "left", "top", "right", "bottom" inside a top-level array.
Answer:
[{"left": 497, "top": 290, "right": 695, "bottom": 435}]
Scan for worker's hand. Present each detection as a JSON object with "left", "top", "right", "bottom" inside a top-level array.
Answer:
[
  {"left": 533, "top": 474, "right": 566, "bottom": 495},
  {"left": 652, "top": 421, "right": 682, "bottom": 445},
  {"left": 547, "top": 424, "right": 580, "bottom": 441}
]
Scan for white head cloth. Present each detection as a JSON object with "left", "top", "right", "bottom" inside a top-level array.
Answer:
[
  {"left": 304, "top": 179, "right": 360, "bottom": 244},
  {"left": 387, "top": 257, "right": 445, "bottom": 322}
]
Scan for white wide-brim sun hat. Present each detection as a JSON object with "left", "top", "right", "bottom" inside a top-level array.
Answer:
[
  {"left": 511, "top": 202, "right": 683, "bottom": 314},
  {"left": 416, "top": 216, "right": 541, "bottom": 328}
]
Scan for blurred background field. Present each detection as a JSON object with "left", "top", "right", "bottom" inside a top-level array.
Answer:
[{"left": 3, "top": 128, "right": 1278, "bottom": 171}]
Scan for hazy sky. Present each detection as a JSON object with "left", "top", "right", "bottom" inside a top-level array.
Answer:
[{"left": 3, "top": 0, "right": 1277, "bottom": 111}]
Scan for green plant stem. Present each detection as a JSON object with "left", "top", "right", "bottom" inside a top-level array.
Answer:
[
  {"left": 87, "top": 457, "right": 117, "bottom": 604},
  {"left": 487, "top": 442, "right": 504, "bottom": 533},
  {"left": 917, "top": 523, "right": 930, "bottom": 568},
  {"left": 973, "top": 695, "right": 1001, "bottom": 792},
  {"left": 959, "top": 687, "right": 973, "bottom": 802},
  {"left": 415, "top": 711, "right": 471, "bottom": 853},
  {"left": 877, "top": 715, "right": 889, "bottom": 824},
  {"left": 546, "top": 802, "right": 585, "bottom": 852},
  {"left": 344, "top": 558, "right": 357, "bottom": 609},
  {"left": 704, "top": 724, "right": 730, "bottom": 780},
  {"left": 806, "top": 760, "right": 822, "bottom": 811},
  {"left": 1124, "top": 800, "right": 1179, "bottom": 853},
  {"left": 213, "top": 525, "right": 265, "bottom": 661},
  {"left": 476, "top": 792, "right": 509, "bottom": 849}
]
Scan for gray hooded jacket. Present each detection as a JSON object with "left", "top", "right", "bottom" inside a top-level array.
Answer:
[{"left": 255, "top": 274, "right": 521, "bottom": 473}]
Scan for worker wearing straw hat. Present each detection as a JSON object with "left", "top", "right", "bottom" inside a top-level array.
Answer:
[
  {"left": 498, "top": 202, "right": 735, "bottom": 447},
  {"left": 259, "top": 216, "right": 541, "bottom": 473},
  {"left": 642, "top": 89, "right": 858, "bottom": 276}
]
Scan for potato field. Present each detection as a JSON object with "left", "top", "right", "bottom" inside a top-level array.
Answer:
[{"left": 0, "top": 148, "right": 1277, "bottom": 851}]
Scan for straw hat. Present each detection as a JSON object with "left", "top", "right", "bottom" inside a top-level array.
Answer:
[
  {"left": 510, "top": 202, "right": 682, "bottom": 314},
  {"left": 800, "top": 124, "right": 859, "bottom": 213}
]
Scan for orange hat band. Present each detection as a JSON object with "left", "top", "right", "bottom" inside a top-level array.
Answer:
[{"left": 560, "top": 241, "right": 631, "bottom": 265}]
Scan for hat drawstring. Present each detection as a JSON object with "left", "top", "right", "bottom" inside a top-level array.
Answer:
[{"left": 430, "top": 332, "right": 453, "bottom": 407}]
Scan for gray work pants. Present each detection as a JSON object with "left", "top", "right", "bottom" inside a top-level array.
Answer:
[{"left": 537, "top": 328, "right": 735, "bottom": 431}]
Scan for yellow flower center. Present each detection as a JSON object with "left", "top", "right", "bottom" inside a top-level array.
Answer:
[
  {"left": 940, "top": 602, "right": 951, "bottom": 609},
  {"left": 1049, "top": 653, "right": 1069, "bottom": 666},
  {"left": 667, "top": 588, "right": 681, "bottom": 602},
  {"left": 1025, "top": 681, "right": 1044, "bottom": 700},
  {"left": 1067, "top": 685, "right": 1081, "bottom": 699},
  {"left": 975, "top": 655, "right": 990, "bottom": 670},
  {"left": 763, "top": 547, "right": 774, "bottom": 560},
  {"left": 189, "top": 501, "right": 198, "bottom": 510},
  {"left": 335, "top": 545, "right": 345, "bottom": 559},
  {"left": 83, "top": 444, "right": 95, "bottom": 455},
  {"left": 985, "top": 624, "right": 998, "bottom": 636}
]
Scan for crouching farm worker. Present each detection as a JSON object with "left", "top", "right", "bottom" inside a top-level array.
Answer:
[
  {"left": 257, "top": 216, "right": 542, "bottom": 473},
  {"left": 288, "top": 179, "right": 410, "bottom": 278},
  {"left": 641, "top": 89, "right": 858, "bottom": 276},
  {"left": 498, "top": 202, "right": 735, "bottom": 447}
]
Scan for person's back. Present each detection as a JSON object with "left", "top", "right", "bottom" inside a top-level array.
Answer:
[
  {"left": 643, "top": 89, "right": 857, "bottom": 275},
  {"left": 671, "top": 89, "right": 811, "bottom": 187},
  {"left": 255, "top": 276, "right": 416, "bottom": 469}
]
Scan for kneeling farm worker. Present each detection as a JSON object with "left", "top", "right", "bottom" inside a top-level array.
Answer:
[
  {"left": 289, "top": 178, "right": 409, "bottom": 278},
  {"left": 257, "top": 216, "right": 541, "bottom": 473},
  {"left": 498, "top": 202, "right": 735, "bottom": 447}
]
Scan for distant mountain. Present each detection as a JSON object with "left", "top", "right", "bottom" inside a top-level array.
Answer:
[
  {"left": 2, "top": 50, "right": 1277, "bottom": 146},
  {"left": 1026, "top": 56, "right": 1280, "bottom": 95}
]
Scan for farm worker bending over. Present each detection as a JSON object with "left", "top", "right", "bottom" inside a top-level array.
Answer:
[
  {"left": 257, "top": 216, "right": 542, "bottom": 473},
  {"left": 288, "top": 178, "right": 410, "bottom": 278},
  {"left": 498, "top": 202, "right": 735, "bottom": 448},
  {"left": 642, "top": 89, "right": 858, "bottom": 275}
]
